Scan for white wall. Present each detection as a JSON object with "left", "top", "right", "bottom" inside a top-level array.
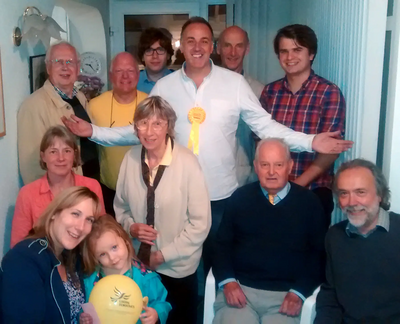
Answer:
[
  {"left": 383, "top": 1, "right": 400, "bottom": 212},
  {"left": 0, "top": 0, "right": 109, "bottom": 257},
  {"left": 231, "top": 0, "right": 292, "bottom": 84}
]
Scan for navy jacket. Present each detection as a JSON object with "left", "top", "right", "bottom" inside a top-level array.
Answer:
[{"left": 0, "top": 238, "right": 86, "bottom": 323}]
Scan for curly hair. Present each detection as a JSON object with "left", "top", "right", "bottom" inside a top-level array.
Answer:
[{"left": 137, "top": 27, "right": 174, "bottom": 66}]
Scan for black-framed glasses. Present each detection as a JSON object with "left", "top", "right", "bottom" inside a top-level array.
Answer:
[{"left": 144, "top": 47, "right": 166, "bottom": 56}]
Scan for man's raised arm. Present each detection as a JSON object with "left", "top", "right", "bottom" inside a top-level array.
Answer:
[{"left": 61, "top": 115, "right": 140, "bottom": 147}]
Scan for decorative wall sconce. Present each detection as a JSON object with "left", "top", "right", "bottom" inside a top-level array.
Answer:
[{"left": 12, "top": 6, "right": 66, "bottom": 48}]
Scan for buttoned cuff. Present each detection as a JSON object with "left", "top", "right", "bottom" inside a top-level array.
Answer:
[
  {"left": 307, "top": 134, "right": 315, "bottom": 152},
  {"left": 89, "top": 124, "right": 99, "bottom": 141},
  {"left": 218, "top": 278, "right": 236, "bottom": 290},
  {"left": 289, "top": 289, "right": 306, "bottom": 302}
]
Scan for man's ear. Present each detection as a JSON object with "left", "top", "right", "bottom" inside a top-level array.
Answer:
[
  {"left": 288, "top": 159, "right": 294, "bottom": 173},
  {"left": 46, "top": 63, "right": 51, "bottom": 77},
  {"left": 245, "top": 42, "right": 250, "bottom": 56}
]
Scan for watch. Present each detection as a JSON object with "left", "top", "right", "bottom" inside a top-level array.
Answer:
[{"left": 80, "top": 52, "right": 102, "bottom": 76}]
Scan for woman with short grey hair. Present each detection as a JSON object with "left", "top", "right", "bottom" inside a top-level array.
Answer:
[{"left": 114, "top": 96, "right": 211, "bottom": 324}]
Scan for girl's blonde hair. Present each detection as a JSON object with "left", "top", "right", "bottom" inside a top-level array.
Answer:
[
  {"left": 29, "top": 186, "right": 102, "bottom": 286},
  {"left": 82, "top": 214, "right": 135, "bottom": 274}
]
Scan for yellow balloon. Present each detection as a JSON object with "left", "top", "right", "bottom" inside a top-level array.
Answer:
[{"left": 89, "top": 274, "right": 144, "bottom": 324}]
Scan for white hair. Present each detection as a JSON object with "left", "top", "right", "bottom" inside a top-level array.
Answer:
[
  {"left": 45, "top": 41, "right": 80, "bottom": 63},
  {"left": 254, "top": 138, "right": 291, "bottom": 161}
]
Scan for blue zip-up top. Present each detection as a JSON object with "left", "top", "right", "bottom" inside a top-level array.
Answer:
[{"left": 0, "top": 237, "right": 86, "bottom": 323}]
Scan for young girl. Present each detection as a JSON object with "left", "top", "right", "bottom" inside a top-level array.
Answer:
[{"left": 80, "top": 215, "right": 171, "bottom": 324}]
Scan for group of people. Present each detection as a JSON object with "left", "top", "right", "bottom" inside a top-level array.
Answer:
[{"left": 0, "top": 14, "right": 397, "bottom": 324}]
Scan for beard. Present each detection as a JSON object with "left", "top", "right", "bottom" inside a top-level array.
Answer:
[{"left": 342, "top": 204, "right": 380, "bottom": 229}]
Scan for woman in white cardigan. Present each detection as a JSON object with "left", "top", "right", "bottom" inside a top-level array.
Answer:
[{"left": 114, "top": 96, "right": 211, "bottom": 324}]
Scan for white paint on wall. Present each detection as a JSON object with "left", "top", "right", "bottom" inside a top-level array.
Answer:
[
  {"left": 383, "top": 1, "right": 400, "bottom": 212},
  {"left": 291, "top": 0, "right": 388, "bottom": 223}
]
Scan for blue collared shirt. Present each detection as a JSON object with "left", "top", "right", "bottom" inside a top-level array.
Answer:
[
  {"left": 219, "top": 181, "right": 306, "bottom": 301},
  {"left": 137, "top": 68, "right": 174, "bottom": 94},
  {"left": 260, "top": 182, "right": 291, "bottom": 204},
  {"left": 346, "top": 207, "right": 390, "bottom": 238}
]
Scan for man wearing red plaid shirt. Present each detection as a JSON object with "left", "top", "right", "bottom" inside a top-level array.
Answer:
[{"left": 260, "top": 24, "right": 346, "bottom": 229}]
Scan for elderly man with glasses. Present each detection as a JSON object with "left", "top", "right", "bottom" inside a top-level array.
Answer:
[
  {"left": 86, "top": 52, "right": 148, "bottom": 215},
  {"left": 18, "top": 41, "right": 99, "bottom": 185}
]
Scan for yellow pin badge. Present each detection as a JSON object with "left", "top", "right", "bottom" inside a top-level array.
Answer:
[{"left": 187, "top": 107, "right": 206, "bottom": 155}]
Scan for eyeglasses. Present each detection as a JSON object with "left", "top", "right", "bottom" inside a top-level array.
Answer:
[
  {"left": 144, "top": 47, "right": 166, "bottom": 56},
  {"left": 136, "top": 119, "right": 168, "bottom": 131},
  {"left": 49, "top": 59, "right": 78, "bottom": 67}
]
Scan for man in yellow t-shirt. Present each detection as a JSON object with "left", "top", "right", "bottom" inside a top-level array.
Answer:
[{"left": 88, "top": 52, "right": 147, "bottom": 215}]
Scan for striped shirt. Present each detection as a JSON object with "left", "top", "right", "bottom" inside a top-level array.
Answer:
[{"left": 260, "top": 71, "right": 346, "bottom": 189}]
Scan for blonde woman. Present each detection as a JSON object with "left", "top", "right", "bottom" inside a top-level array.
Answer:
[{"left": 1, "top": 186, "right": 102, "bottom": 324}]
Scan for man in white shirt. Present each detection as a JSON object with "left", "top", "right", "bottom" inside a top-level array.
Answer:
[{"left": 62, "top": 17, "right": 352, "bottom": 274}]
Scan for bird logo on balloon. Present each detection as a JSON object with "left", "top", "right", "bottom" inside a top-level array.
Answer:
[{"left": 111, "top": 287, "right": 131, "bottom": 303}]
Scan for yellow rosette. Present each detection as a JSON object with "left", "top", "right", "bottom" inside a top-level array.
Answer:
[{"left": 187, "top": 107, "right": 206, "bottom": 155}]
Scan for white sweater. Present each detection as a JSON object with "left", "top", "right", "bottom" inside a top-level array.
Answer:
[{"left": 115, "top": 143, "right": 211, "bottom": 278}]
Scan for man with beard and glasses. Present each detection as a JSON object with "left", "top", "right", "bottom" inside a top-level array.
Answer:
[{"left": 315, "top": 159, "right": 400, "bottom": 323}]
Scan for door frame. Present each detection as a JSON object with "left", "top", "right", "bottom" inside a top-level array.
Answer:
[{"left": 110, "top": 1, "right": 200, "bottom": 57}]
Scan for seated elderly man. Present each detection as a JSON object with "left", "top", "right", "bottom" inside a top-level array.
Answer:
[
  {"left": 213, "top": 138, "right": 326, "bottom": 324},
  {"left": 315, "top": 159, "right": 400, "bottom": 323}
]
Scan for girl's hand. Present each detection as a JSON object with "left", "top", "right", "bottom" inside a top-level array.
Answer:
[
  {"left": 140, "top": 306, "right": 159, "bottom": 324},
  {"left": 79, "top": 312, "right": 93, "bottom": 324}
]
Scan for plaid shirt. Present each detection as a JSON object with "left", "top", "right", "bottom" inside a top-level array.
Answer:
[
  {"left": 53, "top": 84, "right": 78, "bottom": 99},
  {"left": 260, "top": 71, "right": 346, "bottom": 189}
]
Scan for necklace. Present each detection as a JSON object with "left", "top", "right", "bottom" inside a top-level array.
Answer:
[{"left": 109, "top": 91, "right": 138, "bottom": 128}]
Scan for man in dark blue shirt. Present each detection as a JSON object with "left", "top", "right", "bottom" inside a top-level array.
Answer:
[
  {"left": 315, "top": 159, "right": 400, "bottom": 323},
  {"left": 213, "top": 138, "right": 325, "bottom": 324}
]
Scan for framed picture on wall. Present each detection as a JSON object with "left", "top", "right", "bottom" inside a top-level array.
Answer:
[
  {"left": 29, "top": 54, "right": 47, "bottom": 94},
  {"left": 0, "top": 50, "right": 5, "bottom": 137}
]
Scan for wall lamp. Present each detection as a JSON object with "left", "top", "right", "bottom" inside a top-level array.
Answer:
[{"left": 12, "top": 6, "right": 66, "bottom": 48}]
